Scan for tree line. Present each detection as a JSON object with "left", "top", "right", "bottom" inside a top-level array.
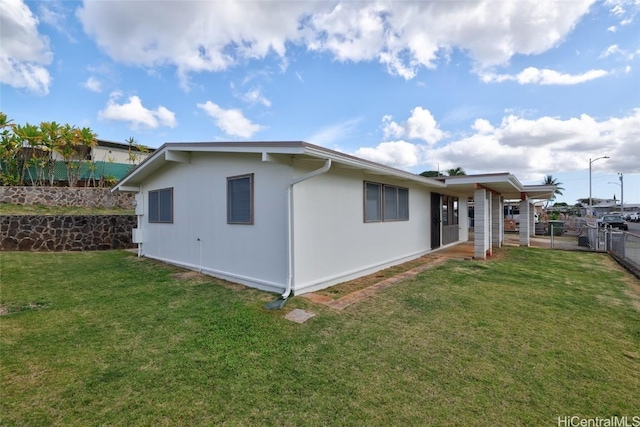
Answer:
[{"left": 0, "top": 113, "right": 145, "bottom": 187}]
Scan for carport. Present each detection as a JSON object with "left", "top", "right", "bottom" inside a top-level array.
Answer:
[{"left": 437, "top": 173, "right": 556, "bottom": 259}]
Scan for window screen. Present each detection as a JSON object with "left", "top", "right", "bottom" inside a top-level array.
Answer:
[
  {"left": 227, "top": 174, "right": 254, "bottom": 224},
  {"left": 364, "top": 182, "right": 382, "bottom": 222},
  {"left": 149, "top": 188, "right": 173, "bottom": 223},
  {"left": 398, "top": 188, "right": 409, "bottom": 220},
  {"left": 384, "top": 186, "right": 399, "bottom": 220}
]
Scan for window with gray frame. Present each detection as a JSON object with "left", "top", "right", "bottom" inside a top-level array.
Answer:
[
  {"left": 227, "top": 174, "right": 254, "bottom": 224},
  {"left": 364, "top": 181, "right": 409, "bottom": 222},
  {"left": 149, "top": 188, "right": 173, "bottom": 223}
]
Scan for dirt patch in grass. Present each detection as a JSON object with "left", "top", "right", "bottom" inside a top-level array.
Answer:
[
  {"left": 172, "top": 271, "right": 207, "bottom": 282},
  {"left": 313, "top": 254, "right": 444, "bottom": 299},
  {"left": 0, "top": 303, "right": 48, "bottom": 316},
  {"left": 170, "top": 269, "right": 250, "bottom": 292}
]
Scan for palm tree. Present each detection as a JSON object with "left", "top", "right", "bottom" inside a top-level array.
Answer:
[
  {"left": 446, "top": 167, "right": 466, "bottom": 176},
  {"left": 542, "top": 175, "right": 565, "bottom": 208}
]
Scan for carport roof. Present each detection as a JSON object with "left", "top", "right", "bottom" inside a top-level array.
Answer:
[{"left": 437, "top": 173, "right": 556, "bottom": 200}]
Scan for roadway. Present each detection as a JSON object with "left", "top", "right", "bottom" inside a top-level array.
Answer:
[{"left": 627, "top": 221, "right": 640, "bottom": 235}]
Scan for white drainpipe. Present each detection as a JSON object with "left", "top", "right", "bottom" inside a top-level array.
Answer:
[{"left": 282, "top": 159, "right": 332, "bottom": 299}]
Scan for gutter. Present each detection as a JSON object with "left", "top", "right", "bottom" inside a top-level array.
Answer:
[{"left": 282, "top": 159, "right": 332, "bottom": 299}]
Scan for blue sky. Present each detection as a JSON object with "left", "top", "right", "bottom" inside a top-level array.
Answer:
[{"left": 2, "top": 0, "right": 639, "bottom": 205}]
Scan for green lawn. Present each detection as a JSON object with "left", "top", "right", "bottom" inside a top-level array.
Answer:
[
  {"left": 1, "top": 248, "right": 638, "bottom": 426},
  {"left": 0, "top": 203, "right": 134, "bottom": 215}
]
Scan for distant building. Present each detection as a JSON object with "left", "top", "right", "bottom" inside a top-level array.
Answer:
[{"left": 48, "top": 139, "right": 155, "bottom": 185}]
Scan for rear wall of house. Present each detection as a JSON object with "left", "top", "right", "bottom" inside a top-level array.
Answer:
[
  {"left": 138, "top": 152, "right": 291, "bottom": 293},
  {"left": 292, "top": 164, "right": 433, "bottom": 294}
]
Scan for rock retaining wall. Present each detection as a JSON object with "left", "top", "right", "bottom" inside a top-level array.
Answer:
[
  {"left": 1, "top": 215, "right": 136, "bottom": 251},
  {"left": 0, "top": 187, "right": 134, "bottom": 209}
]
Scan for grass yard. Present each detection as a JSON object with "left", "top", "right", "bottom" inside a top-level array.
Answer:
[
  {"left": 0, "top": 203, "right": 134, "bottom": 216},
  {"left": 1, "top": 248, "right": 639, "bottom": 426}
]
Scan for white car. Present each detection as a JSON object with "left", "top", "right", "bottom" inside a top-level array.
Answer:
[{"left": 626, "top": 212, "right": 639, "bottom": 222}]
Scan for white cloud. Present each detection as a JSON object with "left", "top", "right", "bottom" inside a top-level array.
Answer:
[
  {"left": 606, "top": 0, "right": 640, "bottom": 26},
  {"left": 81, "top": 76, "right": 101, "bottom": 92},
  {"left": 607, "top": 25, "right": 617, "bottom": 32},
  {"left": 98, "top": 92, "right": 177, "bottom": 129},
  {"left": 599, "top": 44, "right": 637, "bottom": 61},
  {"left": 355, "top": 108, "right": 640, "bottom": 179},
  {"left": 381, "top": 115, "right": 405, "bottom": 139},
  {"left": 197, "top": 101, "right": 263, "bottom": 138},
  {"left": 38, "top": 3, "right": 75, "bottom": 42},
  {"left": 307, "top": 1, "right": 595, "bottom": 78},
  {"left": 355, "top": 140, "right": 422, "bottom": 169},
  {"left": 599, "top": 44, "right": 622, "bottom": 58},
  {"left": 379, "top": 108, "right": 446, "bottom": 145},
  {"left": 76, "top": 1, "right": 595, "bottom": 86},
  {"left": 518, "top": 67, "right": 608, "bottom": 85},
  {"left": 422, "top": 109, "right": 640, "bottom": 177},
  {"left": 406, "top": 107, "right": 446, "bottom": 144},
  {"left": 472, "top": 119, "right": 494, "bottom": 134},
  {"left": 241, "top": 88, "right": 271, "bottom": 107},
  {"left": 0, "top": 0, "right": 52, "bottom": 94},
  {"left": 38, "top": 4, "right": 64, "bottom": 31},
  {"left": 306, "top": 117, "right": 362, "bottom": 147},
  {"left": 77, "top": 1, "right": 313, "bottom": 90},
  {"left": 481, "top": 67, "right": 608, "bottom": 85}
]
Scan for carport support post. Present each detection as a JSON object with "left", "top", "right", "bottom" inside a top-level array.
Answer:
[
  {"left": 474, "top": 188, "right": 491, "bottom": 259},
  {"left": 519, "top": 198, "right": 531, "bottom": 246},
  {"left": 492, "top": 194, "right": 503, "bottom": 247},
  {"left": 530, "top": 204, "right": 536, "bottom": 237}
]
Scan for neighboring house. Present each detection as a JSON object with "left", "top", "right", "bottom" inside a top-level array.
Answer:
[
  {"left": 49, "top": 139, "right": 154, "bottom": 183},
  {"left": 114, "top": 142, "right": 555, "bottom": 297},
  {"left": 578, "top": 200, "right": 640, "bottom": 218},
  {"left": 91, "top": 139, "right": 153, "bottom": 166}
]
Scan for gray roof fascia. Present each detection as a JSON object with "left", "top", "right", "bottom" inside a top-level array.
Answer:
[
  {"left": 301, "top": 144, "right": 446, "bottom": 188},
  {"left": 115, "top": 141, "right": 446, "bottom": 191}
]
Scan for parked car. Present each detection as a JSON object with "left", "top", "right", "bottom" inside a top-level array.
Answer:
[
  {"left": 625, "top": 212, "right": 639, "bottom": 222},
  {"left": 598, "top": 214, "right": 629, "bottom": 230}
]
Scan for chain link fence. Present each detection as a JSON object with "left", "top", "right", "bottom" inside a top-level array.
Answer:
[{"left": 580, "top": 222, "right": 640, "bottom": 271}]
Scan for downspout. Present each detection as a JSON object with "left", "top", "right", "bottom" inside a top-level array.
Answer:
[
  {"left": 137, "top": 213, "right": 142, "bottom": 257},
  {"left": 281, "top": 159, "right": 332, "bottom": 299},
  {"left": 135, "top": 191, "right": 143, "bottom": 257}
]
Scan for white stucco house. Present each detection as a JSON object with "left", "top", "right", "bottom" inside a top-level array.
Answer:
[{"left": 114, "top": 141, "right": 555, "bottom": 298}]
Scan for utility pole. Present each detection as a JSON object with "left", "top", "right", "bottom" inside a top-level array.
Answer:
[{"left": 589, "top": 156, "right": 609, "bottom": 218}]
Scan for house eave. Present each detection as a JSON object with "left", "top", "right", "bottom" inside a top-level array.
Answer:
[{"left": 114, "top": 141, "right": 447, "bottom": 191}]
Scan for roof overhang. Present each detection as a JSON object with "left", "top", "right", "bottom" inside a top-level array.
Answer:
[
  {"left": 113, "top": 141, "right": 447, "bottom": 192},
  {"left": 438, "top": 173, "right": 556, "bottom": 200}
]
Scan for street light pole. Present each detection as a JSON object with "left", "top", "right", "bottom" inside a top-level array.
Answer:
[
  {"left": 620, "top": 173, "right": 624, "bottom": 215},
  {"left": 589, "top": 156, "right": 609, "bottom": 218}
]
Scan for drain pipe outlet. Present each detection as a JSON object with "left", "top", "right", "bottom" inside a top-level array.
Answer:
[{"left": 282, "top": 159, "right": 332, "bottom": 299}]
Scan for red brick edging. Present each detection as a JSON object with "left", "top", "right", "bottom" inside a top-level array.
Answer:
[{"left": 300, "top": 257, "right": 447, "bottom": 310}]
